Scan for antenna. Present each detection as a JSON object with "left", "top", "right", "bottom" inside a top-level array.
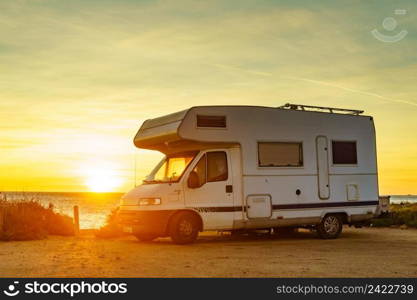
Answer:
[{"left": 278, "top": 103, "right": 364, "bottom": 115}]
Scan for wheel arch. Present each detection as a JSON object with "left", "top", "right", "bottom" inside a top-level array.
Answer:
[
  {"left": 320, "top": 211, "right": 349, "bottom": 224},
  {"left": 165, "top": 209, "right": 204, "bottom": 235}
]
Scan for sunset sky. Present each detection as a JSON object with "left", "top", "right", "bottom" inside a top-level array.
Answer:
[{"left": 1, "top": 0, "right": 416, "bottom": 194}]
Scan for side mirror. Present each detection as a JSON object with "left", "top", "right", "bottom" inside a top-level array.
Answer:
[{"left": 187, "top": 171, "right": 200, "bottom": 189}]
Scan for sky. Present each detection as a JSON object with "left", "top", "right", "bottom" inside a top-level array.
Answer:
[{"left": 0, "top": 0, "right": 416, "bottom": 194}]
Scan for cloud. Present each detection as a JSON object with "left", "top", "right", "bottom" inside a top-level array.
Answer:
[
  {"left": 0, "top": 0, "right": 416, "bottom": 192},
  {"left": 209, "top": 63, "right": 417, "bottom": 108}
]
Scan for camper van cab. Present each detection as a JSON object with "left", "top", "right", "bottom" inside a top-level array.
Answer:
[{"left": 118, "top": 104, "right": 379, "bottom": 244}]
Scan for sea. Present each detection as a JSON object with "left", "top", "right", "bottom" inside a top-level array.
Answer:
[
  {"left": 0, "top": 192, "right": 416, "bottom": 229},
  {"left": 0, "top": 191, "right": 123, "bottom": 229}
]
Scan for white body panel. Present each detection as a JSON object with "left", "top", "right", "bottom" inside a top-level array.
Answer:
[{"left": 122, "top": 105, "right": 379, "bottom": 232}]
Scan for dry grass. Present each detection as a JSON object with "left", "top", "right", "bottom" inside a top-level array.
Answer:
[
  {"left": 95, "top": 207, "right": 127, "bottom": 238},
  {"left": 372, "top": 203, "right": 417, "bottom": 228},
  {"left": 0, "top": 199, "right": 74, "bottom": 241}
]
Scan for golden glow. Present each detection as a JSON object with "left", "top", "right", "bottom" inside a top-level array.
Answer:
[
  {"left": 0, "top": 1, "right": 416, "bottom": 194},
  {"left": 80, "top": 162, "right": 123, "bottom": 193},
  {"left": 154, "top": 156, "right": 195, "bottom": 182},
  {"left": 166, "top": 157, "right": 192, "bottom": 180},
  {"left": 85, "top": 170, "right": 122, "bottom": 193}
]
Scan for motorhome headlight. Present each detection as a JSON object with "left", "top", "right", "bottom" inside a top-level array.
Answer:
[{"left": 138, "top": 198, "right": 161, "bottom": 206}]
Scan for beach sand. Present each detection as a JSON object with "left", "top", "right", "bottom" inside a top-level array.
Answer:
[{"left": 1, "top": 227, "right": 416, "bottom": 277}]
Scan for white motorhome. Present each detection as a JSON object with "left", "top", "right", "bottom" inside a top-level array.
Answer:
[{"left": 118, "top": 104, "right": 379, "bottom": 244}]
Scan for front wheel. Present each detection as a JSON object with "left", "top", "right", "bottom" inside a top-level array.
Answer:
[
  {"left": 316, "top": 214, "right": 343, "bottom": 239},
  {"left": 169, "top": 212, "right": 199, "bottom": 244}
]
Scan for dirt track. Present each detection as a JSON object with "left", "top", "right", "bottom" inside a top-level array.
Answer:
[{"left": 1, "top": 227, "right": 417, "bottom": 277}]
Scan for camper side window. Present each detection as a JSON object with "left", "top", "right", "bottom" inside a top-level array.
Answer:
[
  {"left": 258, "top": 142, "right": 303, "bottom": 167},
  {"left": 332, "top": 141, "right": 357, "bottom": 165}
]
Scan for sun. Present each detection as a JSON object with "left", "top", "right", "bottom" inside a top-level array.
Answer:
[{"left": 81, "top": 164, "right": 123, "bottom": 193}]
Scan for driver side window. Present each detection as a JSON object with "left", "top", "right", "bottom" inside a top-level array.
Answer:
[
  {"left": 207, "top": 152, "right": 228, "bottom": 182},
  {"left": 190, "top": 151, "right": 228, "bottom": 187}
]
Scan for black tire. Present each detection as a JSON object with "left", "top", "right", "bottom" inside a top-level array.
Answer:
[
  {"left": 169, "top": 212, "right": 199, "bottom": 244},
  {"left": 134, "top": 232, "right": 158, "bottom": 242},
  {"left": 316, "top": 214, "right": 343, "bottom": 239}
]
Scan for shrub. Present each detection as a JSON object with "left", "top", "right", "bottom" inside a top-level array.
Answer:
[
  {"left": 45, "top": 211, "right": 75, "bottom": 236},
  {"left": 371, "top": 218, "right": 394, "bottom": 227},
  {"left": 95, "top": 207, "right": 127, "bottom": 238},
  {"left": 372, "top": 203, "right": 417, "bottom": 228},
  {"left": 0, "top": 200, "right": 74, "bottom": 241}
]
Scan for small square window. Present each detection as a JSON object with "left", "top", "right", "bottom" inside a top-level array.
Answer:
[{"left": 332, "top": 141, "right": 357, "bottom": 164}]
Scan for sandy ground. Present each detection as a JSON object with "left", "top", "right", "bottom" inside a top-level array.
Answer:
[{"left": 1, "top": 227, "right": 416, "bottom": 277}]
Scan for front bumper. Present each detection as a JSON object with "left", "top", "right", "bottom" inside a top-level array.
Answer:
[{"left": 117, "top": 209, "right": 176, "bottom": 236}]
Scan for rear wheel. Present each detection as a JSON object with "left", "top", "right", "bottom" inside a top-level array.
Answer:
[
  {"left": 316, "top": 214, "right": 343, "bottom": 239},
  {"left": 134, "top": 232, "right": 158, "bottom": 242},
  {"left": 169, "top": 212, "right": 199, "bottom": 244}
]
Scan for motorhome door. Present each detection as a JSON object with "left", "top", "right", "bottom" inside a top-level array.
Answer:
[
  {"left": 316, "top": 136, "right": 330, "bottom": 199},
  {"left": 184, "top": 150, "right": 234, "bottom": 229}
]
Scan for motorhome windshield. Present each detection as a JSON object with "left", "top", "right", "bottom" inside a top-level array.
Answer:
[{"left": 144, "top": 151, "right": 198, "bottom": 184}]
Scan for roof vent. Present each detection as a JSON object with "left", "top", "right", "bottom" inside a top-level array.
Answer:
[{"left": 197, "top": 115, "right": 226, "bottom": 128}]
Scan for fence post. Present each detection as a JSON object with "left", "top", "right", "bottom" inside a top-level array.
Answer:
[{"left": 73, "top": 205, "right": 79, "bottom": 235}]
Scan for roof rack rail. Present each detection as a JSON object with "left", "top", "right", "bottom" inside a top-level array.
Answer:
[{"left": 278, "top": 103, "right": 364, "bottom": 115}]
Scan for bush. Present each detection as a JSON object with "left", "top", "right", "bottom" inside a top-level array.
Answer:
[
  {"left": 45, "top": 211, "right": 75, "bottom": 236},
  {"left": 95, "top": 207, "right": 127, "bottom": 238},
  {"left": 370, "top": 218, "right": 394, "bottom": 227},
  {"left": 372, "top": 203, "right": 417, "bottom": 228},
  {"left": 0, "top": 200, "right": 74, "bottom": 241}
]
